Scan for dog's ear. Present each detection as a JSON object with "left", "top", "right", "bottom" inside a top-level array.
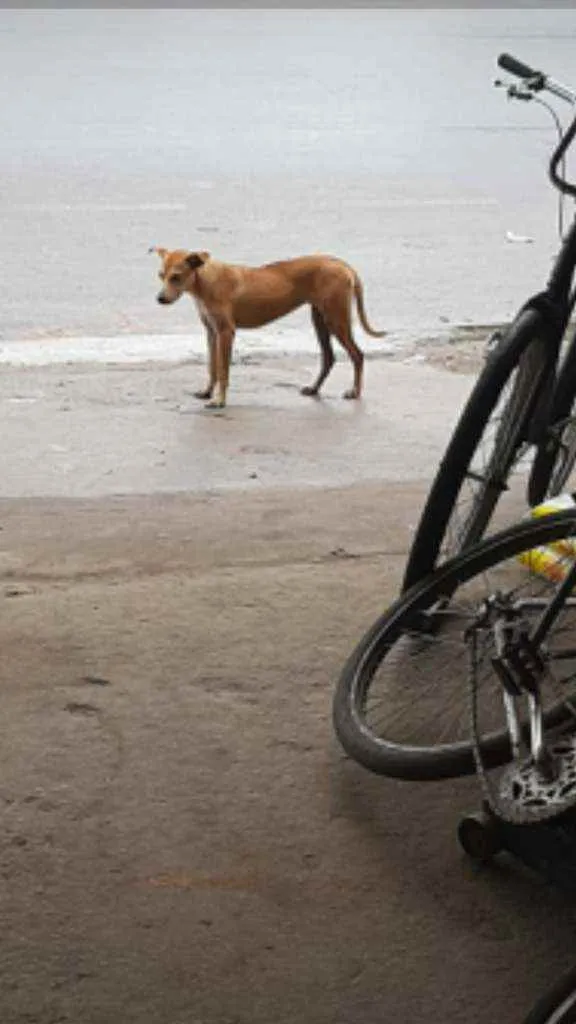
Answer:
[
  {"left": 149, "top": 246, "right": 168, "bottom": 259},
  {"left": 186, "top": 251, "right": 210, "bottom": 270}
]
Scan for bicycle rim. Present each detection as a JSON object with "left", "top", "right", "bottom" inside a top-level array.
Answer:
[
  {"left": 334, "top": 510, "right": 576, "bottom": 781},
  {"left": 447, "top": 335, "right": 548, "bottom": 549}
]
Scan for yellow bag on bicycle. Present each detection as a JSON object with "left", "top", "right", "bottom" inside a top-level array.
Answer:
[
  {"left": 529, "top": 493, "right": 576, "bottom": 558},
  {"left": 519, "top": 493, "right": 576, "bottom": 578},
  {"left": 517, "top": 545, "right": 573, "bottom": 582}
]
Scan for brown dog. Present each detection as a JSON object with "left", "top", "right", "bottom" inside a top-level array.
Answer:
[{"left": 152, "top": 248, "right": 385, "bottom": 408}]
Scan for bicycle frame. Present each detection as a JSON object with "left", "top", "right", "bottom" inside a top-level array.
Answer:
[
  {"left": 546, "top": 216, "right": 576, "bottom": 307},
  {"left": 520, "top": 219, "right": 576, "bottom": 444}
]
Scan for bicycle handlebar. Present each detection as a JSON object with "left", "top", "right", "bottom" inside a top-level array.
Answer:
[
  {"left": 496, "top": 53, "right": 576, "bottom": 198},
  {"left": 497, "top": 52, "right": 576, "bottom": 105},
  {"left": 498, "top": 52, "right": 543, "bottom": 84}
]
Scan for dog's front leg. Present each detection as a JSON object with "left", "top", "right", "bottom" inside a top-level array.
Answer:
[
  {"left": 205, "top": 322, "right": 235, "bottom": 409},
  {"left": 194, "top": 320, "right": 217, "bottom": 400}
]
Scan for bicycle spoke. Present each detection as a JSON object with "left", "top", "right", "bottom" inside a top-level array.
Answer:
[{"left": 442, "top": 368, "right": 532, "bottom": 561}]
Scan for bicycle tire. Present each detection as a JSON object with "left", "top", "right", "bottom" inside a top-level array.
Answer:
[
  {"left": 529, "top": 330, "right": 576, "bottom": 504},
  {"left": 403, "top": 307, "right": 554, "bottom": 592},
  {"left": 523, "top": 966, "right": 576, "bottom": 1024},
  {"left": 334, "top": 510, "right": 576, "bottom": 781}
]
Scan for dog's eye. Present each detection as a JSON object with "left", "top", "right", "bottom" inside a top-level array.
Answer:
[{"left": 169, "top": 275, "right": 183, "bottom": 286}]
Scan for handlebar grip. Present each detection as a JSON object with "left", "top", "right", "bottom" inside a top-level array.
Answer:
[{"left": 497, "top": 52, "right": 542, "bottom": 81}]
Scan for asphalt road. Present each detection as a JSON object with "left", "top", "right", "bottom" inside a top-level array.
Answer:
[{"left": 0, "top": 8, "right": 574, "bottom": 344}]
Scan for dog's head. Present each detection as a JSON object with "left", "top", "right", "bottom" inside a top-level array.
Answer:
[{"left": 151, "top": 247, "right": 211, "bottom": 305}]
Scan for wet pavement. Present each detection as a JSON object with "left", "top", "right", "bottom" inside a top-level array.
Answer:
[{"left": 0, "top": 354, "right": 473, "bottom": 498}]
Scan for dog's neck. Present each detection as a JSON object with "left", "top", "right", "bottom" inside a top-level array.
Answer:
[{"left": 186, "top": 267, "right": 203, "bottom": 296}]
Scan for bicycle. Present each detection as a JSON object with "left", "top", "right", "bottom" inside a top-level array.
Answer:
[{"left": 403, "top": 53, "right": 576, "bottom": 593}]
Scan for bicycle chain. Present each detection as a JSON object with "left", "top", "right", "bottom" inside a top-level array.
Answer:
[{"left": 468, "top": 627, "right": 509, "bottom": 818}]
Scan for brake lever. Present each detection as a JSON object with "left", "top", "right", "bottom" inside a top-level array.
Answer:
[{"left": 494, "top": 78, "right": 534, "bottom": 102}]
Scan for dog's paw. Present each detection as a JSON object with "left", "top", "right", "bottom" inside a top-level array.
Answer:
[
  {"left": 194, "top": 388, "right": 213, "bottom": 400},
  {"left": 205, "top": 399, "right": 225, "bottom": 410},
  {"left": 342, "top": 389, "right": 360, "bottom": 400},
  {"left": 300, "top": 385, "right": 319, "bottom": 397}
]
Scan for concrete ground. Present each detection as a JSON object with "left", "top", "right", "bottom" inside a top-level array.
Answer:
[
  {"left": 0, "top": 348, "right": 575, "bottom": 1024},
  {"left": 0, "top": 354, "right": 474, "bottom": 498}
]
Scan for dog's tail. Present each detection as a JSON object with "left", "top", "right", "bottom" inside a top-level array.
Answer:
[{"left": 353, "top": 274, "right": 386, "bottom": 338}]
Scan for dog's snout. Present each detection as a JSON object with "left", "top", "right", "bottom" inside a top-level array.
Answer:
[{"left": 157, "top": 293, "right": 170, "bottom": 305}]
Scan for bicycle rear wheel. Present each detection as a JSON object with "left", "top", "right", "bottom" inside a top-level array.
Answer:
[
  {"left": 334, "top": 510, "right": 576, "bottom": 781},
  {"left": 403, "top": 307, "right": 554, "bottom": 592},
  {"left": 523, "top": 967, "right": 576, "bottom": 1024}
]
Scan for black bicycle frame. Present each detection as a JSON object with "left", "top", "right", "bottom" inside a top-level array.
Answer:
[
  {"left": 546, "top": 214, "right": 576, "bottom": 309},
  {"left": 516, "top": 216, "right": 576, "bottom": 446}
]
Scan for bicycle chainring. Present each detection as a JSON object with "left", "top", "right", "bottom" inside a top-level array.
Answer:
[{"left": 497, "top": 734, "right": 576, "bottom": 823}]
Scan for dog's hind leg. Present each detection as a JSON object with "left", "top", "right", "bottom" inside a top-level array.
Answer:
[
  {"left": 300, "top": 307, "right": 335, "bottom": 397},
  {"left": 324, "top": 295, "right": 364, "bottom": 399}
]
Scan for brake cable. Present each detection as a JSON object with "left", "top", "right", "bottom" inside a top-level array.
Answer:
[
  {"left": 495, "top": 78, "right": 569, "bottom": 241},
  {"left": 534, "top": 94, "right": 568, "bottom": 240}
]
